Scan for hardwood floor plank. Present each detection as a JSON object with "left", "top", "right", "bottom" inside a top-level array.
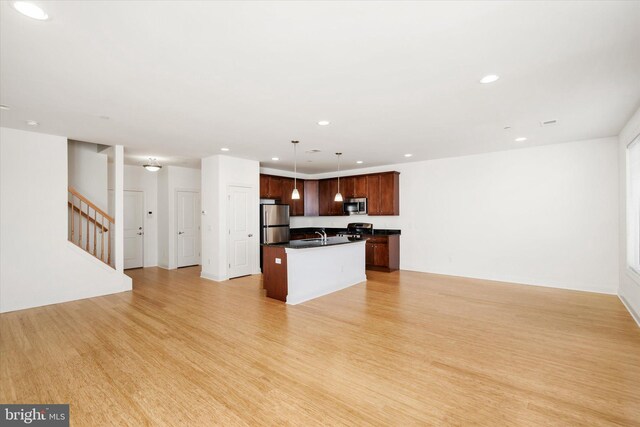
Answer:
[{"left": 1, "top": 267, "right": 638, "bottom": 426}]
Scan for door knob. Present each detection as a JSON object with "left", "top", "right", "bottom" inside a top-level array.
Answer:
[
  {"left": 137, "top": 232, "right": 144, "bottom": 235},
  {"left": 248, "top": 234, "right": 253, "bottom": 237},
  {"left": 178, "top": 231, "right": 184, "bottom": 235}
]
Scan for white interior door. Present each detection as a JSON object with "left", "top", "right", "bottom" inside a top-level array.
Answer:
[
  {"left": 124, "top": 190, "right": 144, "bottom": 269},
  {"left": 177, "top": 191, "right": 200, "bottom": 268},
  {"left": 228, "top": 185, "right": 253, "bottom": 279}
]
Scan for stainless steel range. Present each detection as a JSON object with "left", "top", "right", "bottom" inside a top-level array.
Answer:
[{"left": 338, "top": 222, "right": 373, "bottom": 239}]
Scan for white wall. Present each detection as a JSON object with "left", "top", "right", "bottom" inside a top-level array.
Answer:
[
  {"left": 124, "top": 164, "right": 159, "bottom": 267},
  {"left": 157, "top": 165, "right": 201, "bottom": 269},
  {"left": 68, "top": 140, "right": 108, "bottom": 211},
  {"left": 291, "top": 137, "right": 619, "bottom": 294},
  {"left": 201, "top": 155, "right": 260, "bottom": 281},
  {"left": 618, "top": 107, "right": 640, "bottom": 325},
  {"left": 0, "top": 127, "right": 131, "bottom": 313}
]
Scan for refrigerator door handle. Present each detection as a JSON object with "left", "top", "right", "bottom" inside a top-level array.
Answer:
[{"left": 265, "top": 211, "right": 268, "bottom": 244}]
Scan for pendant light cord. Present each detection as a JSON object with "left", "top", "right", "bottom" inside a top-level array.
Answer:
[
  {"left": 337, "top": 153, "right": 341, "bottom": 192},
  {"left": 294, "top": 142, "right": 297, "bottom": 190}
]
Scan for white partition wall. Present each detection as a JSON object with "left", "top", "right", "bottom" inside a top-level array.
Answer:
[
  {"left": 0, "top": 128, "right": 131, "bottom": 313},
  {"left": 201, "top": 155, "right": 260, "bottom": 282}
]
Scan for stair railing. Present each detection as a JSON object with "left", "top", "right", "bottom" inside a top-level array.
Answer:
[{"left": 68, "top": 187, "right": 114, "bottom": 267}]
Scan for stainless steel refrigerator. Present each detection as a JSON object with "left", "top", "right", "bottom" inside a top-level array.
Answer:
[{"left": 260, "top": 203, "right": 290, "bottom": 270}]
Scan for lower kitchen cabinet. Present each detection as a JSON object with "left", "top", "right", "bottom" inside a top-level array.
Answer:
[{"left": 365, "top": 235, "right": 399, "bottom": 271}]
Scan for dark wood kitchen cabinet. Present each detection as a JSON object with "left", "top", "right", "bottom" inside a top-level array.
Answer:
[
  {"left": 280, "top": 177, "right": 293, "bottom": 209},
  {"left": 304, "top": 180, "right": 319, "bottom": 216},
  {"left": 319, "top": 178, "right": 343, "bottom": 216},
  {"left": 342, "top": 175, "right": 368, "bottom": 198},
  {"left": 261, "top": 171, "right": 399, "bottom": 217},
  {"left": 260, "top": 175, "right": 283, "bottom": 200},
  {"left": 290, "top": 178, "right": 305, "bottom": 216},
  {"left": 365, "top": 235, "right": 399, "bottom": 272},
  {"left": 259, "top": 174, "right": 270, "bottom": 198},
  {"left": 260, "top": 174, "right": 305, "bottom": 216},
  {"left": 367, "top": 172, "right": 399, "bottom": 215}
]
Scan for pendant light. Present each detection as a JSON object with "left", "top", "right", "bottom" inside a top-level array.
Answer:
[
  {"left": 334, "top": 153, "right": 343, "bottom": 202},
  {"left": 143, "top": 158, "right": 162, "bottom": 172},
  {"left": 291, "top": 141, "right": 300, "bottom": 200}
]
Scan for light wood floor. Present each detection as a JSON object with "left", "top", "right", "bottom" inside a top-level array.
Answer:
[{"left": 1, "top": 267, "right": 639, "bottom": 426}]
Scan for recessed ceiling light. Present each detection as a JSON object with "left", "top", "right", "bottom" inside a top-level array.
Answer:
[
  {"left": 0, "top": 104, "right": 10, "bottom": 110},
  {"left": 271, "top": 157, "right": 279, "bottom": 161},
  {"left": 26, "top": 120, "right": 39, "bottom": 126},
  {"left": 356, "top": 160, "right": 363, "bottom": 164},
  {"left": 480, "top": 74, "right": 500, "bottom": 84},
  {"left": 13, "top": 2, "right": 49, "bottom": 20},
  {"left": 317, "top": 120, "right": 330, "bottom": 126},
  {"left": 220, "top": 148, "right": 230, "bottom": 152},
  {"left": 404, "top": 154, "right": 413, "bottom": 158},
  {"left": 515, "top": 137, "right": 527, "bottom": 142}
]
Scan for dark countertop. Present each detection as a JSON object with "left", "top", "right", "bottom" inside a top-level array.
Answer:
[
  {"left": 262, "top": 236, "right": 366, "bottom": 249},
  {"left": 290, "top": 227, "right": 401, "bottom": 236}
]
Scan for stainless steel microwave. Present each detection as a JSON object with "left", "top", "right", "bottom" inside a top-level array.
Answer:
[{"left": 343, "top": 198, "right": 367, "bottom": 215}]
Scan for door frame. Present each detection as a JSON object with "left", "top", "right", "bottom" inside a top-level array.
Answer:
[
  {"left": 226, "top": 184, "right": 256, "bottom": 279},
  {"left": 175, "top": 188, "right": 201, "bottom": 268},
  {"left": 123, "top": 189, "right": 145, "bottom": 269}
]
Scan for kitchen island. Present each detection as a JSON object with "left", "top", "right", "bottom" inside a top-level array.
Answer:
[{"left": 262, "top": 237, "right": 366, "bottom": 304}]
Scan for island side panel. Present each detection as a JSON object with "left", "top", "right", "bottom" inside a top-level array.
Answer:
[
  {"left": 262, "top": 246, "right": 288, "bottom": 302},
  {"left": 285, "top": 241, "right": 367, "bottom": 305}
]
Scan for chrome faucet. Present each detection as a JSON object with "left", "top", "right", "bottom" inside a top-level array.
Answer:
[{"left": 315, "top": 230, "right": 328, "bottom": 243}]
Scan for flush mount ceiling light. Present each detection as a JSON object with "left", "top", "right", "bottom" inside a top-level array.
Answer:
[
  {"left": 334, "top": 153, "right": 343, "bottom": 202},
  {"left": 515, "top": 137, "right": 528, "bottom": 142},
  {"left": 480, "top": 74, "right": 500, "bottom": 84},
  {"left": 317, "top": 120, "right": 330, "bottom": 126},
  {"left": 220, "top": 147, "right": 230, "bottom": 152},
  {"left": 0, "top": 104, "right": 10, "bottom": 110},
  {"left": 404, "top": 153, "right": 413, "bottom": 158},
  {"left": 291, "top": 141, "right": 300, "bottom": 200},
  {"left": 271, "top": 157, "right": 279, "bottom": 161},
  {"left": 13, "top": 1, "right": 49, "bottom": 20},
  {"left": 356, "top": 160, "right": 363, "bottom": 164},
  {"left": 26, "top": 120, "right": 38, "bottom": 126},
  {"left": 143, "top": 158, "right": 162, "bottom": 172}
]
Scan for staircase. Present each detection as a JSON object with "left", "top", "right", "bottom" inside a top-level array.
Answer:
[{"left": 68, "top": 187, "right": 114, "bottom": 267}]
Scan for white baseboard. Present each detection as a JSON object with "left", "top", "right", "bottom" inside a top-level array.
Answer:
[
  {"left": 619, "top": 295, "right": 640, "bottom": 328},
  {"left": 200, "top": 271, "right": 228, "bottom": 282},
  {"left": 400, "top": 266, "right": 617, "bottom": 295}
]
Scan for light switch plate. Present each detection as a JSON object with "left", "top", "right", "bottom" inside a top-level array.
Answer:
[{"left": 275, "top": 258, "right": 281, "bottom": 264}]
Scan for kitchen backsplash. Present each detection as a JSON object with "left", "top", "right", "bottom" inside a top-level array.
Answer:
[{"left": 289, "top": 215, "right": 403, "bottom": 230}]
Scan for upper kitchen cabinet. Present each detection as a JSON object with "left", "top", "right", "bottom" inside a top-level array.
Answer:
[
  {"left": 280, "top": 177, "right": 293, "bottom": 207},
  {"left": 367, "top": 172, "right": 400, "bottom": 215},
  {"left": 290, "top": 178, "right": 305, "bottom": 216},
  {"left": 260, "top": 174, "right": 305, "bottom": 216},
  {"left": 259, "top": 174, "right": 270, "bottom": 198},
  {"left": 342, "top": 175, "right": 368, "bottom": 198},
  {"left": 261, "top": 171, "right": 399, "bottom": 217},
  {"left": 260, "top": 175, "right": 283, "bottom": 200},
  {"left": 303, "top": 180, "right": 319, "bottom": 216},
  {"left": 319, "top": 178, "right": 343, "bottom": 216}
]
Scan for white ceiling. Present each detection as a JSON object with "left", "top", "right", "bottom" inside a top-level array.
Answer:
[{"left": 1, "top": 1, "right": 639, "bottom": 173}]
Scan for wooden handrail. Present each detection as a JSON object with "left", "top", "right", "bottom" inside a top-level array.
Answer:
[
  {"left": 68, "top": 187, "right": 114, "bottom": 267},
  {"left": 68, "top": 202, "right": 109, "bottom": 232},
  {"left": 68, "top": 186, "right": 114, "bottom": 223}
]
